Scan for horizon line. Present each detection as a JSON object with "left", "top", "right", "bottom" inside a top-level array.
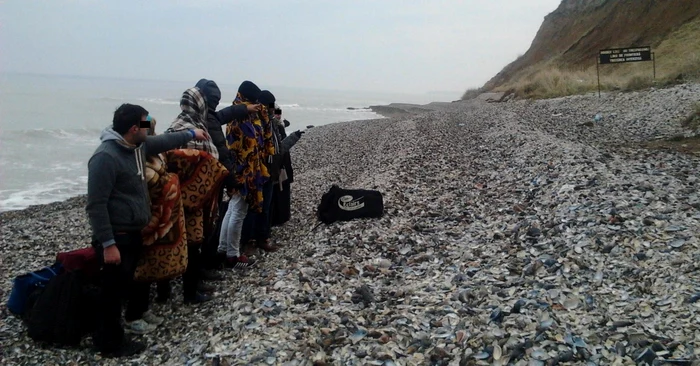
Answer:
[{"left": 1, "top": 71, "right": 463, "bottom": 97}]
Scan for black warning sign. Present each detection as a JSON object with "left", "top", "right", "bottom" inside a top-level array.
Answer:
[{"left": 599, "top": 46, "right": 652, "bottom": 64}]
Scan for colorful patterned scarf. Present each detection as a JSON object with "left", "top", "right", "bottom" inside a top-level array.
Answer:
[
  {"left": 224, "top": 92, "right": 273, "bottom": 213},
  {"left": 166, "top": 87, "right": 219, "bottom": 159}
]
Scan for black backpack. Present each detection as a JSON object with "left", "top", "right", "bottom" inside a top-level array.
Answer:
[
  {"left": 26, "top": 269, "right": 99, "bottom": 347},
  {"left": 317, "top": 185, "right": 384, "bottom": 224}
]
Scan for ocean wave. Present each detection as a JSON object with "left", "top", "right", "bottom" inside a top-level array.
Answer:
[
  {"left": 137, "top": 97, "right": 180, "bottom": 105},
  {"left": 0, "top": 128, "right": 102, "bottom": 143},
  {"left": 0, "top": 178, "right": 87, "bottom": 213},
  {"left": 98, "top": 96, "right": 180, "bottom": 106},
  {"left": 278, "top": 105, "right": 376, "bottom": 113}
]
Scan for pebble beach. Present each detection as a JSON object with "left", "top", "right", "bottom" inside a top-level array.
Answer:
[{"left": 1, "top": 84, "right": 700, "bottom": 365}]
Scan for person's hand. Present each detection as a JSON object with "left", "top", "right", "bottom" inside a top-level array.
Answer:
[
  {"left": 294, "top": 130, "right": 304, "bottom": 138},
  {"left": 103, "top": 245, "right": 121, "bottom": 265},
  {"left": 283, "top": 119, "right": 291, "bottom": 128},
  {"left": 247, "top": 104, "right": 262, "bottom": 113},
  {"left": 192, "top": 129, "right": 209, "bottom": 141}
]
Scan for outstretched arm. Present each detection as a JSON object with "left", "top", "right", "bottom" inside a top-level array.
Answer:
[
  {"left": 144, "top": 131, "right": 193, "bottom": 155},
  {"left": 277, "top": 131, "right": 302, "bottom": 155},
  {"left": 216, "top": 105, "right": 249, "bottom": 125}
]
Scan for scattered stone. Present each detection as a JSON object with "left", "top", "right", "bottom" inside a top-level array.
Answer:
[{"left": 1, "top": 83, "right": 700, "bottom": 365}]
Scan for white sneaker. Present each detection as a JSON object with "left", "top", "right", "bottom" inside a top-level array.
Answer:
[
  {"left": 125, "top": 319, "right": 157, "bottom": 334},
  {"left": 142, "top": 311, "right": 164, "bottom": 326}
]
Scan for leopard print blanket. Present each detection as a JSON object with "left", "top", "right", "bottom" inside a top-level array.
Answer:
[
  {"left": 134, "top": 153, "right": 188, "bottom": 282},
  {"left": 134, "top": 149, "right": 228, "bottom": 282},
  {"left": 165, "top": 149, "right": 228, "bottom": 246}
]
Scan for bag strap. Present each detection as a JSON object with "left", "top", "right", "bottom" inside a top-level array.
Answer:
[
  {"left": 29, "top": 272, "right": 51, "bottom": 283},
  {"left": 28, "top": 265, "right": 59, "bottom": 283}
]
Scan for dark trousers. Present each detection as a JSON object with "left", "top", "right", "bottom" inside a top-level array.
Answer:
[
  {"left": 270, "top": 180, "right": 291, "bottom": 227},
  {"left": 201, "top": 189, "right": 225, "bottom": 270},
  {"left": 241, "top": 180, "right": 274, "bottom": 244},
  {"left": 124, "top": 281, "right": 170, "bottom": 321},
  {"left": 92, "top": 232, "right": 142, "bottom": 353},
  {"left": 125, "top": 282, "right": 150, "bottom": 322},
  {"left": 183, "top": 244, "right": 201, "bottom": 299}
]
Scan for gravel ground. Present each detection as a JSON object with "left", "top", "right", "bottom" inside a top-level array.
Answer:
[{"left": 1, "top": 84, "right": 699, "bottom": 366}]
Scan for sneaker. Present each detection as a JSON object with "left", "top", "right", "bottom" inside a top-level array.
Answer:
[
  {"left": 100, "top": 339, "right": 146, "bottom": 358},
  {"left": 142, "top": 311, "right": 164, "bottom": 326},
  {"left": 184, "top": 292, "right": 212, "bottom": 305},
  {"left": 224, "top": 255, "right": 257, "bottom": 270},
  {"left": 197, "top": 281, "right": 216, "bottom": 293},
  {"left": 125, "top": 319, "right": 157, "bottom": 335}
]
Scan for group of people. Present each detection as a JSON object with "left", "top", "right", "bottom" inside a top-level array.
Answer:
[{"left": 85, "top": 79, "right": 305, "bottom": 357}]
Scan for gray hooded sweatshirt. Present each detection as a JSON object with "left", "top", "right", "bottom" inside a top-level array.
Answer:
[{"left": 86, "top": 127, "right": 193, "bottom": 248}]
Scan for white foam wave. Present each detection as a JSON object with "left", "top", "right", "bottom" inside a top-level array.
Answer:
[
  {"left": 0, "top": 177, "right": 87, "bottom": 212},
  {"left": 0, "top": 128, "right": 101, "bottom": 146},
  {"left": 278, "top": 105, "right": 375, "bottom": 113},
  {"left": 137, "top": 98, "right": 179, "bottom": 105}
]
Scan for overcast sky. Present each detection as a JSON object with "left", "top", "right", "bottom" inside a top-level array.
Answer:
[{"left": 0, "top": 0, "right": 561, "bottom": 94}]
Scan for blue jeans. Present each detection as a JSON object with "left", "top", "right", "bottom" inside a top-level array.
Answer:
[
  {"left": 241, "top": 180, "right": 273, "bottom": 245},
  {"left": 218, "top": 193, "right": 248, "bottom": 258}
]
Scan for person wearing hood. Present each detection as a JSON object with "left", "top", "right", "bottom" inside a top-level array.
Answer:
[
  {"left": 86, "top": 103, "right": 207, "bottom": 358},
  {"left": 240, "top": 90, "right": 304, "bottom": 252},
  {"left": 165, "top": 86, "right": 229, "bottom": 305},
  {"left": 194, "top": 78, "right": 260, "bottom": 271},
  {"left": 218, "top": 80, "right": 268, "bottom": 268},
  {"left": 269, "top": 107, "right": 300, "bottom": 227}
]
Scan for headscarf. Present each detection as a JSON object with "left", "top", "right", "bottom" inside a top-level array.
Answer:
[{"left": 165, "top": 87, "right": 218, "bottom": 159}]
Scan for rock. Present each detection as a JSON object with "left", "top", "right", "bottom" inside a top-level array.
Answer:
[{"left": 2, "top": 82, "right": 700, "bottom": 365}]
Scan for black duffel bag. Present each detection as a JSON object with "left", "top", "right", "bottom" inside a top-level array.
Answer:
[{"left": 317, "top": 185, "right": 384, "bottom": 224}]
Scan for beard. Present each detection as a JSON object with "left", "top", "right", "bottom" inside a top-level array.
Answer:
[{"left": 134, "top": 129, "right": 148, "bottom": 145}]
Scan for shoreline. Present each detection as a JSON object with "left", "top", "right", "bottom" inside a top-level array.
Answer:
[
  {"left": 2, "top": 83, "right": 700, "bottom": 365},
  {"left": 0, "top": 99, "right": 453, "bottom": 216}
]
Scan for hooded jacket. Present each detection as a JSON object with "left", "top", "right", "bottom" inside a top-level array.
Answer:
[
  {"left": 268, "top": 115, "right": 301, "bottom": 182},
  {"left": 86, "top": 128, "right": 193, "bottom": 248},
  {"left": 195, "top": 79, "right": 249, "bottom": 173},
  {"left": 225, "top": 91, "right": 271, "bottom": 212}
]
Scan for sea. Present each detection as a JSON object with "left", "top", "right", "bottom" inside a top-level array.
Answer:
[{"left": 0, "top": 73, "right": 458, "bottom": 212}]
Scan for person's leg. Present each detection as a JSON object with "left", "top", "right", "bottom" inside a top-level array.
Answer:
[
  {"left": 255, "top": 180, "right": 276, "bottom": 250},
  {"left": 222, "top": 194, "right": 254, "bottom": 268},
  {"left": 198, "top": 203, "right": 223, "bottom": 282},
  {"left": 155, "top": 280, "right": 171, "bottom": 303},
  {"left": 93, "top": 233, "right": 146, "bottom": 356},
  {"left": 281, "top": 180, "right": 292, "bottom": 223},
  {"left": 183, "top": 243, "right": 207, "bottom": 303},
  {"left": 270, "top": 182, "right": 280, "bottom": 227},
  {"left": 93, "top": 245, "right": 125, "bottom": 353},
  {"left": 124, "top": 282, "right": 150, "bottom": 322},
  {"left": 239, "top": 207, "right": 255, "bottom": 252},
  {"left": 201, "top": 190, "right": 224, "bottom": 270},
  {"left": 124, "top": 281, "right": 159, "bottom": 333},
  {"left": 218, "top": 200, "right": 234, "bottom": 255}
]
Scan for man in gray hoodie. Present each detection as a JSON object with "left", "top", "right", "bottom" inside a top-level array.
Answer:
[{"left": 86, "top": 103, "right": 207, "bottom": 358}]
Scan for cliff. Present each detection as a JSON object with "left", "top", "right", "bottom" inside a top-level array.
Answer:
[{"left": 477, "top": 0, "right": 700, "bottom": 98}]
